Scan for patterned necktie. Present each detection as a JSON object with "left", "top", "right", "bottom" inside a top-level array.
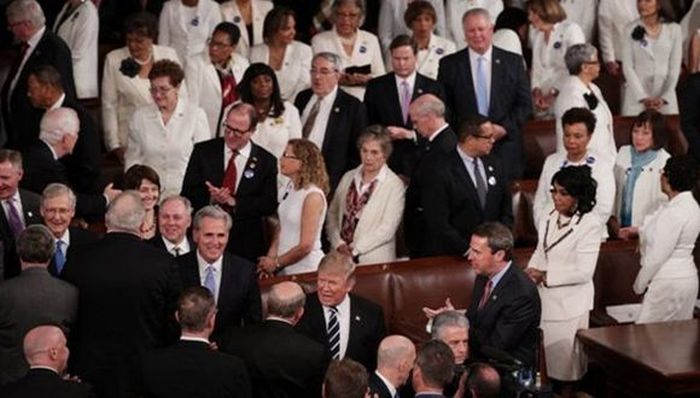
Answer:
[
  {"left": 222, "top": 150, "right": 239, "bottom": 194},
  {"left": 473, "top": 158, "right": 487, "bottom": 209},
  {"left": 400, "top": 80, "right": 411, "bottom": 124},
  {"left": 173, "top": 246, "right": 181, "bottom": 257},
  {"left": 203, "top": 265, "right": 217, "bottom": 301},
  {"left": 54, "top": 240, "right": 66, "bottom": 275},
  {"left": 478, "top": 280, "right": 493, "bottom": 310},
  {"left": 5, "top": 199, "right": 24, "bottom": 238},
  {"left": 327, "top": 306, "right": 341, "bottom": 359},
  {"left": 475, "top": 56, "right": 489, "bottom": 116},
  {"left": 302, "top": 97, "right": 323, "bottom": 138}
]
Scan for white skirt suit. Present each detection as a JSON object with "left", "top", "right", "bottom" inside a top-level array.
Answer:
[
  {"left": 250, "top": 41, "right": 312, "bottom": 102},
  {"left": 528, "top": 211, "right": 603, "bottom": 381},
  {"left": 326, "top": 165, "right": 406, "bottom": 265},
  {"left": 613, "top": 146, "right": 670, "bottom": 227},
  {"left": 621, "top": 20, "right": 682, "bottom": 116},
  {"left": 634, "top": 191, "right": 700, "bottom": 324},
  {"left": 220, "top": 0, "right": 273, "bottom": 58},
  {"left": 158, "top": 0, "right": 223, "bottom": 67},
  {"left": 530, "top": 21, "right": 585, "bottom": 95}
]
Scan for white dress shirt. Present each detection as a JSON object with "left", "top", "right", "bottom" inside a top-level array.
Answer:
[
  {"left": 322, "top": 294, "right": 351, "bottom": 359},
  {"left": 56, "top": 228, "right": 71, "bottom": 257},
  {"left": 197, "top": 251, "right": 223, "bottom": 303},
  {"left": 457, "top": 146, "right": 488, "bottom": 189},
  {"left": 301, "top": 86, "right": 339, "bottom": 149}
]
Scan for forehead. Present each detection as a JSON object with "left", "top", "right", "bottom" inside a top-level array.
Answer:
[
  {"left": 313, "top": 57, "right": 335, "bottom": 69},
  {"left": 392, "top": 45, "right": 414, "bottom": 56},
  {"left": 161, "top": 200, "right": 187, "bottom": 214},
  {"left": 226, "top": 110, "right": 249, "bottom": 125},
  {"left": 440, "top": 325, "right": 468, "bottom": 338},
  {"left": 0, "top": 161, "right": 19, "bottom": 173},
  {"left": 470, "top": 235, "right": 490, "bottom": 252},
  {"left": 563, "top": 122, "right": 590, "bottom": 135},
  {"left": 198, "top": 217, "right": 227, "bottom": 231},
  {"left": 212, "top": 30, "right": 231, "bottom": 42},
  {"left": 318, "top": 269, "right": 349, "bottom": 283},
  {"left": 43, "top": 194, "right": 72, "bottom": 207},
  {"left": 464, "top": 13, "right": 490, "bottom": 29}
]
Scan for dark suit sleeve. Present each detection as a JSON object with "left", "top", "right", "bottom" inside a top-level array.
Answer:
[
  {"left": 227, "top": 357, "right": 253, "bottom": 398},
  {"left": 158, "top": 260, "right": 184, "bottom": 345},
  {"left": 49, "top": 35, "right": 77, "bottom": 99},
  {"left": 681, "top": 74, "right": 700, "bottom": 161},
  {"left": 243, "top": 265, "right": 263, "bottom": 326},
  {"left": 499, "top": 55, "right": 532, "bottom": 142},
  {"left": 63, "top": 101, "right": 102, "bottom": 194},
  {"left": 181, "top": 144, "right": 209, "bottom": 210},
  {"left": 364, "top": 80, "right": 382, "bottom": 125},
  {"left": 233, "top": 152, "right": 278, "bottom": 218},
  {"left": 437, "top": 56, "right": 457, "bottom": 125}
]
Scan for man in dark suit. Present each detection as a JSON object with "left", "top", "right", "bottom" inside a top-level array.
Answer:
[
  {"left": 420, "top": 115, "right": 512, "bottom": 257},
  {"left": 364, "top": 35, "right": 444, "bottom": 177},
  {"left": 296, "top": 251, "right": 386, "bottom": 371},
  {"left": 225, "top": 281, "right": 326, "bottom": 398},
  {"left": 142, "top": 286, "right": 252, "bottom": 398},
  {"left": 411, "top": 340, "right": 455, "bottom": 398},
  {"left": 403, "top": 94, "right": 458, "bottom": 258},
  {"left": 148, "top": 195, "right": 193, "bottom": 257},
  {"left": 0, "top": 225, "right": 77, "bottom": 385},
  {"left": 181, "top": 102, "right": 277, "bottom": 262},
  {"left": 175, "top": 205, "right": 262, "bottom": 342},
  {"left": 466, "top": 222, "right": 540, "bottom": 368},
  {"left": 0, "top": 325, "right": 93, "bottom": 397},
  {"left": 437, "top": 8, "right": 531, "bottom": 180},
  {"left": 1, "top": 0, "right": 76, "bottom": 150},
  {"left": 0, "top": 149, "right": 42, "bottom": 280},
  {"left": 295, "top": 52, "right": 368, "bottom": 193},
  {"left": 369, "top": 335, "right": 415, "bottom": 398},
  {"left": 39, "top": 183, "right": 97, "bottom": 277},
  {"left": 62, "top": 192, "right": 182, "bottom": 398}
]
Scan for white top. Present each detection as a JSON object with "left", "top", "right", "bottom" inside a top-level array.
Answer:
[
  {"left": 559, "top": 0, "right": 598, "bottom": 43},
  {"left": 220, "top": 0, "right": 273, "bottom": 58},
  {"left": 379, "top": 0, "right": 447, "bottom": 51},
  {"left": 301, "top": 86, "right": 339, "bottom": 149},
  {"left": 53, "top": 0, "right": 99, "bottom": 99},
  {"left": 414, "top": 34, "right": 456, "bottom": 80},
  {"left": 311, "top": 29, "right": 386, "bottom": 100},
  {"left": 158, "top": 0, "right": 222, "bottom": 67},
  {"left": 250, "top": 41, "right": 313, "bottom": 102},
  {"left": 530, "top": 21, "right": 585, "bottom": 92},
  {"left": 621, "top": 20, "right": 682, "bottom": 116},
  {"left": 597, "top": 0, "right": 638, "bottom": 63},
  {"left": 446, "top": 0, "right": 504, "bottom": 50},
  {"left": 493, "top": 29, "right": 523, "bottom": 56},
  {"left": 321, "top": 294, "right": 350, "bottom": 359},
  {"left": 277, "top": 183, "right": 327, "bottom": 275},
  {"left": 101, "top": 45, "right": 183, "bottom": 150},
  {"left": 125, "top": 97, "right": 210, "bottom": 198},
  {"left": 634, "top": 191, "right": 700, "bottom": 293},
  {"left": 197, "top": 250, "right": 223, "bottom": 303},
  {"left": 252, "top": 101, "right": 302, "bottom": 159},
  {"left": 613, "top": 146, "right": 670, "bottom": 227}
]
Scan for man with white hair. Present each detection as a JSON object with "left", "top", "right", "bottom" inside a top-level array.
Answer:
[
  {"left": 369, "top": 335, "right": 416, "bottom": 398},
  {"left": 0, "top": 0, "right": 75, "bottom": 150},
  {"left": 62, "top": 191, "right": 182, "bottom": 398}
]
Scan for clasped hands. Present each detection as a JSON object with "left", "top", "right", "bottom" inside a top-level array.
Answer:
[{"left": 206, "top": 181, "right": 236, "bottom": 207}]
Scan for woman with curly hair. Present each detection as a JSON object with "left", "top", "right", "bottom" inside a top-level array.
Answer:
[
  {"left": 526, "top": 165, "right": 602, "bottom": 397},
  {"left": 258, "top": 139, "right": 329, "bottom": 276}
]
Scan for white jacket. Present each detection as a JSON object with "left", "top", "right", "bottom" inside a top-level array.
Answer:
[
  {"left": 531, "top": 21, "right": 585, "bottom": 93},
  {"left": 559, "top": 0, "right": 598, "bottom": 42},
  {"left": 597, "top": 0, "right": 638, "bottom": 63},
  {"left": 220, "top": 0, "right": 273, "bottom": 58},
  {"left": 250, "top": 41, "right": 312, "bottom": 102},
  {"left": 54, "top": 0, "right": 99, "bottom": 99},
  {"left": 415, "top": 34, "right": 456, "bottom": 80},
  {"left": 158, "top": 0, "right": 222, "bottom": 68}
]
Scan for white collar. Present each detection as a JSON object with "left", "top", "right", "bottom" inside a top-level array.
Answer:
[
  {"left": 26, "top": 26, "right": 46, "bottom": 49},
  {"left": 227, "top": 140, "right": 252, "bottom": 159},
  {"left": 374, "top": 371, "right": 397, "bottom": 397},
  {"left": 180, "top": 335, "right": 211, "bottom": 344},
  {"left": 196, "top": 250, "right": 223, "bottom": 273},
  {"left": 163, "top": 236, "right": 189, "bottom": 253},
  {"left": 56, "top": 228, "right": 70, "bottom": 246},
  {"left": 427, "top": 123, "right": 450, "bottom": 142},
  {"left": 29, "top": 365, "right": 59, "bottom": 374},
  {"left": 394, "top": 71, "right": 417, "bottom": 88},
  {"left": 314, "top": 85, "right": 338, "bottom": 104},
  {"left": 48, "top": 93, "right": 66, "bottom": 110},
  {"left": 468, "top": 46, "right": 493, "bottom": 63}
]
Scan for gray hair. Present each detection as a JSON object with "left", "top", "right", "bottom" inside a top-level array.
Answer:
[
  {"left": 193, "top": 205, "right": 232, "bottom": 231},
  {"left": 6, "top": 0, "right": 45, "bottom": 28},
  {"left": 318, "top": 250, "right": 356, "bottom": 280},
  {"left": 17, "top": 224, "right": 55, "bottom": 264},
  {"left": 565, "top": 43, "right": 598, "bottom": 75},
  {"left": 431, "top": 311, "right": 470, "bottom": 339},
  {"left": 357, "top": 125, "right": 393, "bottom": 158},
  {"left": 377, "top": 335, "right": 415, "bottom": 369},
  {"left": 411, "top": 94, "right": 446, "bottom": 118},
  {"left": 105, "top": 191, "right": 146, "bottom": 234},
  {"left": 177, "top": 286, "right": 216, "bottom": 332},
  {"left": 462, "top": 7, "right": 492, "bottom": 25},
  {"left": 39, "top": 108, "right": 79, "bottom": 146},
  {"left": 0, "top": 149, "right": 23, "bottom": 171},
  {"left": 41, "top": 183, "right": 76, "bottom": 209},
  {"left": 312, "top": 52, "right": 342, "bottom": 71},
  {"left": 160, "top": 195, "right": 193, "bottom": 215}
]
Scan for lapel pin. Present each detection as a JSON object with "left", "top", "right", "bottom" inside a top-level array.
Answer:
[
  {"left": 418, "top": 88, "right": 424, "bottom": 94},
  {"left": 27, "top": 211, "right": 33, "bottom": 218},
  {"left": 355, "top": 315, "right": 361, "bottom": 322},
  {"left": 492, "top": 294, "right": 497, "bottom": 301},
  {"left": 334, "top": 107, "right": 340, "bottom": 113},
  {"left": 488, "top": 176, "right": 497, "bottom": 186},
  {"left": 495, "top": 58, "right": 500, "bottom": 64},
  {"left": 244, "top": 169, "right": 255, "bottom": 179}
]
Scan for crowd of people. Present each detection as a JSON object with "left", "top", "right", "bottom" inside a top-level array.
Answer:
[{"left": 1, "top": 0, "right": 700, "bottom": 397}]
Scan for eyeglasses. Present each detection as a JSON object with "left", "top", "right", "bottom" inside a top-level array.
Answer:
[
  {"left": 310, "top": 68, "right": 338, "bottom": 76},
  {"left": 208, "top": 39, "right": 232, "bottom": 49},
  {"left": 336, "top": 11, "right": 360, "bottom": 20},
  {"left": 223, "top": 124, "right": 251, "bottom": 137},
  {"left": 149, "top": 86, "right": 175, "bottom": 95}
]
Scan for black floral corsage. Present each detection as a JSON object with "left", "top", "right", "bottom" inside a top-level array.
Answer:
[
  {"left": 631, "top": 25, "right": 647, "bottom": 46},
  {"left": 119, "top": 57, "right": 141, "bottom": 78},
  {"left": 553, "top": 41, "right": 562, "bottom": 49}
]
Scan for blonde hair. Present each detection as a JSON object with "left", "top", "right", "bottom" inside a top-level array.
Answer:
[
  {"left": 288, "top": 139, "right": 330, "bottom": 196},
  {"left": 526, "top": 0, "right": 566, "bottom": 24}
]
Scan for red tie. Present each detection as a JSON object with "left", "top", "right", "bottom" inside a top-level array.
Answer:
[
  {"left": 222, "top": 151, "right": 238, "bottom": 194},
  {"left": 478, "top": 280, "right": 493, "bottom": 310}
]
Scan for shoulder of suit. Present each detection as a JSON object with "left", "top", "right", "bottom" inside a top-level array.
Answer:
[
  {"left": 350, "top": 293, "right": 383, "bottom": 313},
  {"left": 224, "top": 252, "right": 256, "bottom": 270},
  {"left": 250, "top": 142, "right": 277, "bottom": 163}
]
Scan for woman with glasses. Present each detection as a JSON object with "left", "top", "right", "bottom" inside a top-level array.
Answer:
[
  {"left": 312, "top": 0, "right": 385, "bottom": 100},
  {"left": 258, "top": 139, "right": 329, "bottom": 276},
  {"left": 123, "top": 165, "right": 162, "bottom": 240},
  {"left": 526, "top": 165, "right": 602, "bottom": 398},
  {"left": 125, "top": 60, "right": 209, "bottom": 199}
]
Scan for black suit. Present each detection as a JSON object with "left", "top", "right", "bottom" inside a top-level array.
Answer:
[
  {"left": 48, "top": 227, "right": 98, "bottom": 277},
  {"left": 176, "top": 251, "right": 262, "bottom": 341},
  {"left": 20, "top": 142, "right": 107, "bottom": 217},
  {"left": 0, "top": 368, "right": 94, "bottom": 398},
  {"left": 142, "top": 339, "right": 252, "bottom": 398},
  {"left": 365, "top": 72, "right": 444, "bottom": 176},
  {"left": 58, "top": 96, "right": 102, "bottom": 194},
  {"left": 0, "top": 190, "right": 42, "bottom": 280},
  {"left": 438, "top": 47, "right": 531, "bottom": 180},
  {"left": 296, "top": 293, "right": 386, "bottom": 371},
  {"left": 681, "top": 72, "right": 700, "bottom": 162},
  {"left": 421, "top": 151, "right": 512, "bottom": 256},
  {"left": 403, "top": 126, "right": 458, "bottom": 258},
  {"left": 294, "top": 88, "right": 367, "bottom": 193},
  {"left": 62, "top": 232, "right": 182, "bottom": 398},
  {"left": 1, "top": 30, "right": 76, "bottom": 150},
  {"left": 181, "top": 139, "right": 277, "bottom": 262},
  {"left": 368, "top": 372, "right": 394, "bottom": 398},
  {"left": 224, "top": 319, "right": 327, "bottom": 398},
  {"left": 467, "top": 263, "right": 541, "bottom": 368}
]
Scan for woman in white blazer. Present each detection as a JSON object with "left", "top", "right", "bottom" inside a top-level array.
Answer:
[
  {"left": 312, "top": 0, "right": 385, "bottom": 101},
  {"left": 554, "top": 44, "right": 616, "bottom": 165},
  {"left": 446, "top": 0, "right": 503, "bottom": 49},
  {"left": 597, "top": 0, "right": 638, "bottom": 76},
  {"left": 327, "top": 126, "right": 405, "bottom": 265},
  {"left": 125, "top": 60, "right": 210, "bottom": 199},
  {"left": 158, "top": 0, "right": 222, "bottom": 67},
  {"left": 53, "top": 0, "right": 99, "bottom": 99},
  {"left": 249, "top": 7, "right": 312, "bottom": 102},
  {"left": 526, "top": 166, "right": 603, "bottom": 393},
  {"left": 402, "top": 1, "right": 456, "bottom": 80},
  {"left": 379, "top": 0, "right": 446, "bottom": 52},
  {"left": 558, "top": 0, "right": 597, "bottom": 43},
  {"left": 614, "top": 110, "right": 670, "bottom": 234},
  {"left": 632, "top": 155, "right": 700, "bottom": 324},
  {"left": 621, "top": 0, "right": 682, "bottom": 116},
  {"left": 527, "top": 0, "right": 585, "bottom": 117},
  {"left": 102, "top": 13, "right": 185, "bottom": 161},
  {"left": 220, "top": 0, "right": 273, "bottom": 58},
  {"left": 186, "top": 21, "right": 249, "bottom": 137}
]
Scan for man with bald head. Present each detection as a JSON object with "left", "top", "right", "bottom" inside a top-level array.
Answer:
[
  {"left": 369, "top": 335, "right": 416, "bottom": 398},
  {"left": 0, "top": 325, "right": 93, "bottom": 397},
  {"left": 224, "top": 281, "right": 327, "bottom": 397}
]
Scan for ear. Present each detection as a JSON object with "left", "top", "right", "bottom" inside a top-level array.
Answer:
[{"left": 494, "top": 249, "right": 505, "bottom": 262}]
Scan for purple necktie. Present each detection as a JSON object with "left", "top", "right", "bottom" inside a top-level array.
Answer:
[
  {"left": 400, "top": 80, "right": 411, "bottom": 124},
  {"left": 5, "top": 199, "right": 24, "bottom": 238}
]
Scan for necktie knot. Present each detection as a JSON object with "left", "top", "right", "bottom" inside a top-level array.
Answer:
[{"left": 173, "top": 246, "right": 181, "bottom": 256}]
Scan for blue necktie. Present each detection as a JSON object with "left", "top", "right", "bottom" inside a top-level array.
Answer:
[
  {"left": 54, "top": 240, "right": 66, "bottom": 275},
  {"left": 475, "top": 56, "right": 489, "bottom": 116},
  {"left": 327, "top": 306, "right": 340, "bottom": 359},
  {"left": 203, "top": 265, "right": 217, "bottom": 300}
]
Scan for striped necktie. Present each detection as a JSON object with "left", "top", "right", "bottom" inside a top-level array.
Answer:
[{"left": 327, "top": 306, "right": 340, "bottom": 359}]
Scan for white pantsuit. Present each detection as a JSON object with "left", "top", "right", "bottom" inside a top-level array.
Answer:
[
  {"left": 220, "top": 0, "right": 273, "bottom": 58},
  {"left": 634, "top": 191, "right": 700, "bottom": 324},
  {"left": 528, "top": 211, "right": 603, "bottom": 381},
  {"left": 326, "top": 165, "right": 406, "bottom": 265},
  {"left": 378, "top": 0, "right": 447, "bottom": 52},
  {"left": 597, "top": 0, "right": 638, "bottom": 64},
  {"left": 621, "top": 20, "right": 682, "bottom": 116},
  {"left": 158, "top": 0, "right": 222, "bottom": 67},
  {"left": 53, "top": 0, "right": 99, "bottom": 99},
  {"left": 446, "top": 0, "right": 504, "bottom": 50},
  {"left": 613, "top": 146, "right": 670, "bottom": 227},
  {"left": 250, "top": 41, "right": 312, "bottom": 102},
  {"left": 531, "top": 21, "right": 585, "bottom": 94}
]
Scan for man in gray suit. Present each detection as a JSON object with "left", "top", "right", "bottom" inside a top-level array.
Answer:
[{"left": 0, "top": 224, "right": 77, "bottom": 385}]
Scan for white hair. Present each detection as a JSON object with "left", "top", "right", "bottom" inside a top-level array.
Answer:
[{"left": 39, "top": 108, "right": 79, "bottom": 146}]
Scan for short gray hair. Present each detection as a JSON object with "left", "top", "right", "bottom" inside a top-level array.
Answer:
[
  {"left": 411, "top": 94, "right": 446, "bottom": 118},
  {"left": 0, "top": 149, "right": 23, "bottom": 171},
  {"left": 41, "top": 183, "right": 76, "bottom": 209},
  {"left": 6, "top": 0, "right": 45, "bottom": 28},
  {"left": 39, "top": 108, "right": 79, "bottom": 146},
  {"left": 462, "top": 7, "right": 492, "bottom": 25},
  {"left": 17, "top": 224, "right": 55, "bottom": 263},
  {"left": 312, "top": 52, "right": 342, "bottom": 71},
  {"left": 105, "top": 191, "right": 146, "bottom": 234},
  {"left": 431, "top": 311, "right": 470, "bottom": 339},
  {"left": 318, "top": 250, "right": 356, "bottom": 280},
  {"left": 160, "top": 195, "right": 193, "bottom": 215},
  {"left": 357, "top": 125, "right": 393, "bottom": 158},
  {"left": 193, "top": 205, "right": 232, "bottom": 231},
  {"left": 565, "top": 43, "right": 598, "bottom": 75}
]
